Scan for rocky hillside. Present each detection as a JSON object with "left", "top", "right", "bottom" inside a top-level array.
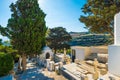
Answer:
[{"left": 69, "top": 32, "right": 113, "bottom": 46}]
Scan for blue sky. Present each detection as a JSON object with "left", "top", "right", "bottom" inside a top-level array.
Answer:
[{"left": 0, "top": 0, "right": 87, "bottom": 41}]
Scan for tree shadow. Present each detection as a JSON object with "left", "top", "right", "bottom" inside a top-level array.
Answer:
[{"left": 17, "top": 63, "right": 54, "bottom": 80}]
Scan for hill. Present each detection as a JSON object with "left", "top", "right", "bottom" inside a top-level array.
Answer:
[{"left": 69, "top": 32, "right": 113, "bottom": 46}]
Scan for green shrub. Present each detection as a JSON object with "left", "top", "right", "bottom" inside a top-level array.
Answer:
[
  {"left": 67, "top": 49, "right": 71, "bottom": 54},
  {"left": 0, "top": 52, "right": 14, "bottom": 77}
]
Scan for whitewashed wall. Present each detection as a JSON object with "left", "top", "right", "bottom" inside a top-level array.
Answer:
[{"left": 71, "top": 46, "right": 91, "bottom": 60}]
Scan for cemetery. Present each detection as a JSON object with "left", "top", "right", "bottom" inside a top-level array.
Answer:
[
  {"left": 1, "top": 0, "right": 120, "bottom": 80},
  {"left": 32, "top": 12, "right": 120, "bottom": 80},
  {"left": 0, "top": 13, "right": 120, "bottom": 79}
]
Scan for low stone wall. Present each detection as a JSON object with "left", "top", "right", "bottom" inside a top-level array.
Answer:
[
  {"left": 90, "top": 46, "right": 108, "bottom": 53},
  {"left": 85, "top": 53, "right": 108, "bottom": 63}
]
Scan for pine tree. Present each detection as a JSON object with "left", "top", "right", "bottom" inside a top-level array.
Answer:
[
  {"left": 80, "top": 0, "right": 120, "bottom": 37},
  {"left": 7, "top": 0, "right": 47, "bottom": 71}
]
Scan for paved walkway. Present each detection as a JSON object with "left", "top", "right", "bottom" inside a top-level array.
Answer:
[
  {"left": 16, "top": 61, "right": 67, "bottom": 80},
  {"left": 42, "top": 69, "right": 67, "bottom": 80}
]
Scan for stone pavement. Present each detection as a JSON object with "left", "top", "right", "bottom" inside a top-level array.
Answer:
[
  {"left": 42, "top": 69, "right": 67, "bottom": 80},
  {"left": 16, "top": 61, "right": 67, "bottom": 80}
]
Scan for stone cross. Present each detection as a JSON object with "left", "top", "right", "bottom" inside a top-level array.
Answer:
[
  {"left": 114, "top": 12, "right": 120, "bottom": 45},
  {"left": 93, "top": 58, "right": 99, "bottom": 80}
]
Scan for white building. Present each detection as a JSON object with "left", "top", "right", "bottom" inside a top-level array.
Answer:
[
  {"left": 37, "top": 46, "right": 54, "bottom": 67},
  {"left": 71, "top": 46, "right": 108, "bottom": 62},
  {"left": 40, "top": 46, "right": 53, "bottom": 59},
  {"left": 71, "top": 46, "right": 91, "bottom": 62}
]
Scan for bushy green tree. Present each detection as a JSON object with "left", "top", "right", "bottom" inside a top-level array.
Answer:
[
  {"left": 0, "top": 52, "right": 14, "bottom": 77},
  {"left": 80, "top": 0, "right": 120, "bottom": 37},
  {"left": 0, "top": 0, "right": 47, "bottom": 71},
  {"left": 0, "top": 44, "right": 18, "bottom": 62},
  {"left": 46, "top": 27, "right": 71, "bottom": 53}
]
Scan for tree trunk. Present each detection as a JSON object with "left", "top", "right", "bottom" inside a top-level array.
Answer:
[{"left": 22, "top": 53, "right": 26, "bottom": 71}]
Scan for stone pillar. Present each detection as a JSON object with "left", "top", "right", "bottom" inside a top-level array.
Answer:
[
  {"left": 114, "top": 12, "right": 120, "bottom": 45},
  {"left": 108, "top": 12, "right": 120, "bottom": 76},
  {"left": 64, "top": 48, "right": 66, "bottom": 57}
]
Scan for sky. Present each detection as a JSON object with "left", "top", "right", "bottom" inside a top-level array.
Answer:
[{"left": 0, "top": 0, "right": 87, "bottom": 41}]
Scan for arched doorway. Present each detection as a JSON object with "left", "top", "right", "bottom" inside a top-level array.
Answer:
[{"left": 46, "top": 53, "right": 50, "bottom": 59}]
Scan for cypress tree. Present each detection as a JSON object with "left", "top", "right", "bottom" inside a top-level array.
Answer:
[{"left": 7, "top": 0, "right": 47, "bottom": 70}]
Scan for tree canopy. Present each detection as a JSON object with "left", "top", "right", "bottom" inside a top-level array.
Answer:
[
  {"left": 80, "top": 0, "right": 120, "bottom": 37},
  {"left": 0, "top": 0, "right": 47, "bottom": 55},
  {"left": 46, "top": 27, "right": 71, "bottom": 52},
  {"left": 0, "top": 25, "right": 9, "bottom": 37}
]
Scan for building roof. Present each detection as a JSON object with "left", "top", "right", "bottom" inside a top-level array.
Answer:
[{"left": 42, "top": 46, "right": 51, "bottom": 51}]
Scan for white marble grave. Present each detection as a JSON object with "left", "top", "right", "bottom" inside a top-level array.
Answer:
[{"left": 108, "top": 12, "right": 120, "bottom": 77}]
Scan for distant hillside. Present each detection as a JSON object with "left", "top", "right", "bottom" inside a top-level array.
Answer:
[
  {"left": 69, "top": 32, "right": 113, "bottom": 46},
  {"left": 69, "top": 32, "right": 90, "bottom": 39}
]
